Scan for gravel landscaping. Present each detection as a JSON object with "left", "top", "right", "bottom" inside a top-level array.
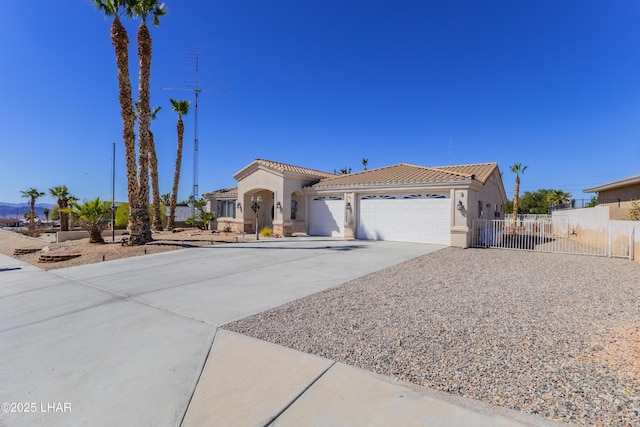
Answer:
[{"left": 225, "top": 247, "right": 640, "bottom": 426}]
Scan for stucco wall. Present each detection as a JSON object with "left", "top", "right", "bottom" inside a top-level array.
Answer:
[
  {"left": 552, "top": 207, "right": 639, "bottom": 262},
  {"left": 599, "top": 186, "right": 640, "bottom": 202}
]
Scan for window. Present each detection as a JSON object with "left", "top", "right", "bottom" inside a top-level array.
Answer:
[
  {"left": 291, "top": 200, "right": 298, "bottom": 220},
  {"left": 216, "top": 200, "right": 236, "bottom": 218}
]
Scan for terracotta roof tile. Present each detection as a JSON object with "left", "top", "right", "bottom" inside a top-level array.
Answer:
[
  {"left": 430, "top": 162, "right": 498, "bottom": 184},
  {"left": 313, "top": 164, "right": 470, "bottom": 188},
  {"left": 203, "top": 187, "right": 238, "bottom": 197},
  {"left": 254, "top": 159, "right": 334, "bottom": 178}
]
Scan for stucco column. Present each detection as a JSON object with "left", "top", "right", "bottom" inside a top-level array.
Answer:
[
  {"left": 450, "top": 188, "right": 469, "bottom": 248},
  {"left": 344, "top": 192, "right": 356, "bottom": 239}
]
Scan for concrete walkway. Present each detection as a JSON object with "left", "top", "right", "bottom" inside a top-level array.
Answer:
[{"left": 0, "top": 238, "right": 566, "bottom": 426}]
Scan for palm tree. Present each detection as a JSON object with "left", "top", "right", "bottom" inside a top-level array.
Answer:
[
  {"left": 160, "top": 193, "right": 171, "bottom": 205},
  {"left": 20, "top": 188, "right": 44, "bottom": 230},
  {"left": 93, "top": 0, "right": 144, "bottom": 244},
  {"left": 49, "top": 185, "right": 73, "bottom": 231},
  {"left": 167, "top": 99, "right": 190, "bottom": 230},
  {"left": 43, "top": 208, "right": 50, "bottom": 223},
  {"left": 510, "top": 163, "right": 528, "bottom": 223},
  {"left": 149, "top": 106, "right": 163, "bottom": 231},
  {"left": 64, "top": 198, "right": 112, "bottom": 243},
  {"left": 132, "top": 0, "right": 166, "bottom": 240},
  {"left": 135, "top": 101, "right": 163, "bottom": 231},
  {"left": 362, "top": 158, "right": 368, "bottom": 171},
  {"left": 547, "top": 190, "right": 572, "bottom": 207}
]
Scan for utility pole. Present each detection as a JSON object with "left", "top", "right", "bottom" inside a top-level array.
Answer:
[{"left": 162, "top": 45, "right": 226, "bottom": 215}]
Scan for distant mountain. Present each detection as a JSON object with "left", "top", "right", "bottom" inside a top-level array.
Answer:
[{"left": 0, "top": 202, "right": 55, "bottom": 219}]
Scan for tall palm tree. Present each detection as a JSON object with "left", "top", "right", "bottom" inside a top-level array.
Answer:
[
  {"left": 20, "top": 188, "right": 44, "bottom": 230},
  {"left": 362, "top": 158, "right": 368, "bottom": 171},
  {"left": 93, "top": 0, "right": 145, "bottom": 244},
  {"left": 149, "top": 106, "right": 163, "bottom": 230},
  {"left": 49, "top": 185, "right": 73, "bottom": 231},
  {"left": 132, "top": 0, "right": 166, "bottom": 240},
  {"left": 510, "top": 163, "right": 528, "bottom": 222},
  {"left": 136, "top": 102, "right": 163, "bottom": 231},
  {"left": 167, "top": 99, "right": 190, "bottom": 230}
]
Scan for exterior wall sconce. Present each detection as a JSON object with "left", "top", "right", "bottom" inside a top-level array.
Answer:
[
  {"left": 276, "top": 201, "right": 282, "bottom": 210},
  {"left": 346, "top": 202, "right": 352, "bottom": 210},
  {"left": 456, "top": 200, "right": 464, "bottom": 210},
  {"left": 236, "top": 202, "right": 242, "bottom": 210}
]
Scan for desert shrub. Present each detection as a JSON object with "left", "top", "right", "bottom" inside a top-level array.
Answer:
[
  {"left": 629, "top": 200, "right": 640, "bottom": 221},
  {"left": 259, "top": 227, "right": 273, "bottom": 237}
]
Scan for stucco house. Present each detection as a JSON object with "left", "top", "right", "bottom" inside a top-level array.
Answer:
[
  {"left": 203, "top": 159, "right": 507, "bottom": 247},
  {"left": 584, "top": 173, "right": 640, "bottom": 220}
]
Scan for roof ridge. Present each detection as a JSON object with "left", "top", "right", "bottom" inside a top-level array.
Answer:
[
  {"left": 255, "top": 158, "right": 333, "bottom": 176},
  {"left": 431, "top": 162, "right": 497, "bottom": 169},
  {"left": 403, "top": 163, "right": 475, "bottom": 178}
]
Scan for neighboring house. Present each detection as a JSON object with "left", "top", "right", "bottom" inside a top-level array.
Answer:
[
  {"left": 584, "top": 174, "right": 640, "bottom": 220},
  {"left": 0, "top": 218, "right": 23, "bottom": 227},
  {"left": 203, "top": 159, "right": 507, "bottom": 247},
  {"left": 165, "top": 204, "right": 194, "bottom": 225}
]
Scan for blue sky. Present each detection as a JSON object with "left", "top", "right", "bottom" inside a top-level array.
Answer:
[{"left": 1, "top": 1, "right": 639, "bottom": 206}]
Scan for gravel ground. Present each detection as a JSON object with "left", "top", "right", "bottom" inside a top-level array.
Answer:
[
  {"left": 0, "top": 228, "right": 251, "bottom": 270},
  {"left": 225, "top": 248, "right": 640, "bottom": 426}
]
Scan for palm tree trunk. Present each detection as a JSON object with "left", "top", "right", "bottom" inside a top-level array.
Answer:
[
  {"left": 513, "top": 175, "right": 520, "bottom": 223},
  {"left": 29, "top": 198, "right": 35, "bottom": 230},
  {"left": 59, "top": 199, "right": 69, "bottom": 231},
  {"left": 111, "top": 16, "right": 142, "bottom": 245},
  {"left": 134, "top": 21, "right": 152, "bottom": 243},
  {"left": 89, "top": 226, "right": 105, "bottom": 244},
  {"left": 168, "top": 116, "right": 184, "bottom": 230},
  {"left": 149, "top": 130, "right": 163, "bottom": 231}
]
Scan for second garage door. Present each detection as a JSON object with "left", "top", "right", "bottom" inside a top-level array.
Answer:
[{"left": 357, "top": 194, "right": 451, "bottom": 245}]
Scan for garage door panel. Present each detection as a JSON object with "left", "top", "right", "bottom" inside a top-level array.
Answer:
[
  {"left": 357, "top": 196, "right": 450, "bottom": 245},
  {"left": 309, "top": 198, "right": 345, "bottom": 237}
]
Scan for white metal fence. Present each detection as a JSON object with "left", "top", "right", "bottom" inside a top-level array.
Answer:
[{"left": 471, "top": 219, "right": 634, "bottom": 259}]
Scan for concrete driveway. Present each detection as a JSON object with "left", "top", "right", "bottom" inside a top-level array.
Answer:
[
  {"left": 0, "top": 239, "right": 433, "bottom": 426},
  {"left": 0, "top": 238, "right": 560, "bottom": 426}
]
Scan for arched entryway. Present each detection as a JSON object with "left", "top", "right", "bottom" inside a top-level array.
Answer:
[{"left": 243, "top": 189, "right": 274, "bottom": 233}]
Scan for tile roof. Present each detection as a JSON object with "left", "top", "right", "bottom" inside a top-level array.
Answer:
[
  {"left": 203, "top": 187, "right": 238, "bottom": 197},
  {"left": 430, "top": 162, "right": 498, "bottom": 184},
  {"left": 254, "top": 159, "right": 334, "bottom": 178},
  {"left": 312, "top": 162, "right": 498, "bottom": 188}
]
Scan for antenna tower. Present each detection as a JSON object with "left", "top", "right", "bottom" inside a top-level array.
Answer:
[{"left": 162, "top": 45, "right": 226, "bottom": 206}]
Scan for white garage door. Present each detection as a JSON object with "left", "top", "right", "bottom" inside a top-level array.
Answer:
[
  {"left": 309, "top": 196, "right": 345, "bottom": 237},
  {"left": 357, "top": 194, "right": 451, "bottom": 245}
]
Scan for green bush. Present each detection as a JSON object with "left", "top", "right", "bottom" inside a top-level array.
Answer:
[{"left": 114, "top": 202, "right": 166, "bottom": 228}]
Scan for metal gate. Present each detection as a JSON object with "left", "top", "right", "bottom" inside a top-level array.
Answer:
[{"left": 472, "top": 219, "right": 634, "bottom": 259}]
